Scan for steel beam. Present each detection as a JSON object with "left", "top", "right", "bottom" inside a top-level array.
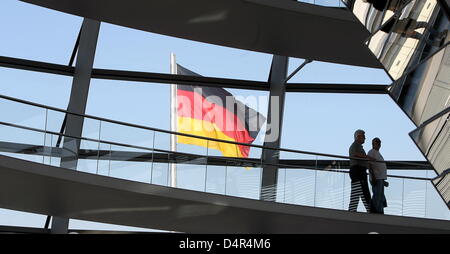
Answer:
[
  {"left": 0, "top": 56, "right": 74, "bottom": 76},
  {"left": 0, "top": 55, "right": 389, "bottom": 94},
  {"left": 51, "top": 18, "right": 100, "bottom": 234},
  {"left": 260, "top": 55, "right": 288, "bottom": 201}
]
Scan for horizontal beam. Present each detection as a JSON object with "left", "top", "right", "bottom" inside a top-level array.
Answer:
[
  {"left": 91, "top": 68, "right": 269, "bottom": 91},
  {"left": 1, "top": 55, "right": 389, "bottom": 93},
  {"left": 0, "top": 56, "right": 74, "bottom": 76}
]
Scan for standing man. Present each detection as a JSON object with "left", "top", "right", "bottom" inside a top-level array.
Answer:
[
  {"left": 348, "top": 129, "right": 374, "bottom": 213},
  {"left": 368, "top": 137, "right": 388, "bottom": 214}
]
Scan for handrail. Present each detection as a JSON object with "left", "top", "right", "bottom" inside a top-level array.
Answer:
[
  {"left": 0, "top": 93, "right": 429, "bottom": 167},
  {"left": 0, "top": 120, "right": 433, "bottom": 182}
]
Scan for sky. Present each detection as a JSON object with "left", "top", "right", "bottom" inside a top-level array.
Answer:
[{"left": 0, "top": 0, "right": 448, "bottom": 232}]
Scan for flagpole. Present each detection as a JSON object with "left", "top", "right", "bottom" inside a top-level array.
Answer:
[{"left": 170, "top": 53, "right": 177, "bottom": 188}]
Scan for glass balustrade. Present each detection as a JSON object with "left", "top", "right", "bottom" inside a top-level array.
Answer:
[{"left": 0, "top": 94, "right": 448, "bottom": 220}]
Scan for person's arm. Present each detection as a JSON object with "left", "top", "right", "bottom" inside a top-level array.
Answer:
[{"left": 353, "top": 152, "right": 376, "bottom": 161}]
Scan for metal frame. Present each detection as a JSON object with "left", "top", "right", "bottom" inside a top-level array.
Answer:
[
  {"left": 260, "top": 55, "right": 288, "bottom": 201},
  {"left": 50, "top": 18, "right": 100, "bottom": 234},
  {"left": 0, "top": 93, "right": 429, "bottom": 172},
  {"left": 0, "top": 0, "right": 446, "bottom": 231},
  {"left": 0, "top": 56, "right": 389, "bottom": 93},
  {"left": 0, "top": 123, "right": 433, "bottom": 182}
]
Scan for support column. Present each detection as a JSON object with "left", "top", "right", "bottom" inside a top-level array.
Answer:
[
  {"left": 51, "top": 18, "right": 100, "bottom": 234},
  {"left": 260, "top": 55, "right": 288, "bottom": 201}
]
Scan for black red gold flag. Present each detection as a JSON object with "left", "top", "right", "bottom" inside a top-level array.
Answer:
[{"left": 175, "top": 64, "right": 266, "bottom": 158}]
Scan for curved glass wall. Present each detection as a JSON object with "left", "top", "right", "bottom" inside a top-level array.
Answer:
[
  {"left": 94, "top": 22, "right": 272, "bottom": 81},
  {"left": 434, "top": 174, "right": 450, "bottom": 205},
  {"left": 0, "top": 0, "right": 82, "bottom": 64},
  {"left": 389, "top": 43, "right": 450, "bottom": 126},
  {"left": 1, "top": 93, "right": 449, "bottom": 219},
  {"left": 342, "top": 0, "right": 412, "bottom": 33},
  {"left": 366, "top": 0, "right": 449, "bottom": 80},
  {"left": 0, "top": 67, "right": 72, "bottom": 109},
  {"left": 286, "top": 58, "right": 391, "bottom": 84},
  {"left": 410, "top": 109, "right": 450, "bottom": 177},
  {"left": 0, "top": 0, "right": 449, "bottom": 232},
  {"left": 281, "top": 92, "right": 423, "bottom": 160}
]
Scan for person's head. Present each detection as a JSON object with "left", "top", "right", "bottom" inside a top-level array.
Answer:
[
  {"left": 354, "top": 129, "right": 366, "bottom": 144},
  {"left": 372, "top": 137, "right": 381, "bottom": 150}
]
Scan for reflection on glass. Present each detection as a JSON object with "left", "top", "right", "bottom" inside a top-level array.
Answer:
[
  {"left": 410, "top": 110, "right": 449, "bottom": 177},
  {"left": 390, "top": 44, "right": 450, "bottom": 125},
  {"left": 315, "top": 171, "right": 346, "bottom": 209},
  {"left": 367, "top": 0, "right": 449, "bottom": 80},
  {"left": 281, "top": 169, "right": 316, "bottom": 206},
  {"left": 384, "top": 177, "right": 404, "bottom": 215},
  {"left": 433, "top": 173, "right": 450, "bottom": 205},
  {"left": 225, "top": 165, "right": 261, "bottom": 200},
  {"left": 205, "top": 165, "right": 227, "bottom": 194},
  {"left": 402, "top": 179, "right": 427, "bottom": 217},
  {"left": 342, "top": 0, "right": 411, "bottom": 33}
]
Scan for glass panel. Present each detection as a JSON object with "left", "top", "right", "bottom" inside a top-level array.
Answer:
[
  {"left": 81, "top": 118, "right": 101, "bottom": 140},
  {"left": 94, "top": 22, "right": 272, "bottom": 81},
  {"left": 0, "top": 97, "right": 47, "bottom": 130},
  {"left": 99, "top": 121, "right": 155, "bottom": 150},
  {"left": 283, "top": 168, "right": 317, "bottom": 206},
  {"left": 176, "top": 163, "right": 207, "bottom": 191},
  {"left": 428, "top": 175, "right": 450, "bottom": 217},
  {"left": 313, "top": 0, "right": 343, "bottom": 7},
  {"left": 95, "top": 143, "right": 112, "bottom": 177},
  {"left": 433, "top": 173, "right": 450, "bottom": 204},
  {"left": 87, "top": 79, "right": 170, "bottom": 130},
  {"left": 342, "top": 0, "right": 412, "bottom": 33},
  {"left": 104, "top": 143, "right": 153, "bottom": 183},
  {"left": 0, "top": 67, "right": 72, "bottom": 109},
  {"left": 69, "top": 219, "right": 164, "bottom": 232},
  {"left": 409, "top": 110, "right": 449, "bottom": 175},
  {"left": 384, "top": 177, "right": 404, "bottom": 215},
  {"left": 282, "top": 93, "right": 424, "bottom": 160},
  {"left": 46, "top": 109, "right": 66, "bottom": 135},
  {"left": 205, "top": 165, "right": 227, "bottom": 195},
  {"left": 42, "top": 132, "right": 56, "bottom": 166},
  {"left": 152, "top": 131, "right": 170, "bottom": 186},
  {"left": 315, "top": 169, "right": 347, "bottom": 210},
  {"left": 217, "top": 140, "right": 262, "bottom": 200},
  {"left": 286, "top": 59, "right": 391, "bottom": 84},
  {"left": 225, "top": 165, "right": 262, "bottom": 200},
  {"left": 77, "top": 139, "right": 100, "bottom": 174},
  {"left": 367, "top": 0, "right": 449, "bottom": 80},
  {"left": 0, "top": 124, "right": 45, "bottom": 163},
  {"left": 389, "top": 44, "right": 450, "bottom": 125},
  {"left": 402, "top": 179, "right": 427, "bottom": 217},
  {"left": 276, "top": 168, "right": 287, "bottom": 203},
  {"left": 175, "top": 139, "right": 207, "bottom": 191},
  {"left": 0, "top": 208, "right": 47, "bottom": 228},
  {"left": 0, "top": 0, "right": 82, "bottom": 64},
  {"left": 298, "top": 0, "right": 343, "bottom": 7}
]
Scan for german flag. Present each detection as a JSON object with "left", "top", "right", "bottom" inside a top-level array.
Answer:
[{"left": 175, "top": 64, "right": 266, "bottom": 158}]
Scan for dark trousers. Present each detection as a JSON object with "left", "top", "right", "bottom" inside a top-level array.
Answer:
[
  {"left": 348, "top": 166, "right": 372, "bottom": 213},
  {"left": 371, "top": 179, "right": 387, "bottom": 214}
]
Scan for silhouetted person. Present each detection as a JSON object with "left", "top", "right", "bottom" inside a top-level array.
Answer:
[
  {"left": 368, "top": 137, "right": 388, "bottom": 214},
  {"left": 348, "top": 129, "right": 374, "bottom": 212}
]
